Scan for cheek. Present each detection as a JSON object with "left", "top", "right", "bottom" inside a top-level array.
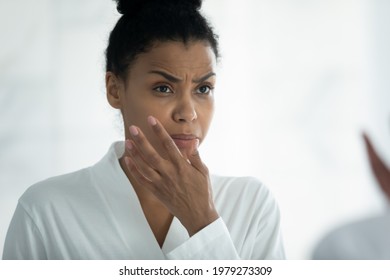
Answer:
[
  {"left": 203, "top": 99, "right": 215, "bottom": 121},
  {"left": 198, "top": 101, "right": 215, "bottom": 133},
  {"left": 123, "top": 94, "right": 163, "bottom": 124}
]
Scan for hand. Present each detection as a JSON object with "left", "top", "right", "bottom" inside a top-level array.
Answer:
[
  {"left": 124, "top": 116, "right": 219, "bottom": 236},
  {"left": 363, "top": 132, "right": 390, "bottom": 200}
]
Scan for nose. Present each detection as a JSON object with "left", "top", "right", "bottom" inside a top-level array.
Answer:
[{"left": 172, "top": 94, "right": 197, "bottom": 123}]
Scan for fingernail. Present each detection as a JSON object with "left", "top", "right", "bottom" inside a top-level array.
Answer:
[
  {"left": 129, "top": 126, "right": 138, "bottom": 136},
  {"left": 148, "top": 116, "right": 157, "bottom": 126},
  {"left": 125, "top": 140, "right": 133, "bottom": 150}
]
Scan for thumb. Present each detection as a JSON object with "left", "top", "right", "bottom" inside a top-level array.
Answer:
[{"left": 187, "top": 139, "right": 206, "bottom": 172}]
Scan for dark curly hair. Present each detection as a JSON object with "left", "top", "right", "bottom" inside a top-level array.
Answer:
[{"left": 105, "top": 0, "right": 219, "bottom": 80}]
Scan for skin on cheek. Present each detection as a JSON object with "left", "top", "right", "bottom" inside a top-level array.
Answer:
[{"left": 121, "top": 100, "right": 168, "bottom": 158}]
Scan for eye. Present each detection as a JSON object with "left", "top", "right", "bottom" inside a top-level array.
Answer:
[
  {"left": 196, "top": 85, "right": 213, "bottom": 95},
  {"left": 154, "top": 85, "right": 173, "bottom": 94}
]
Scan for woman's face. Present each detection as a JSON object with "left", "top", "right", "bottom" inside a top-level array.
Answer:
[{"left": 107, "top": 40, "right": 217, "bottom": 159}]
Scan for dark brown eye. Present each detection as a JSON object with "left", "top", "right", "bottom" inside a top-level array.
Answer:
[
  {"left": 196, "top": 85, "right": 212, "bottom": 94},
  {"left": 154, "top": 85, "right": 172, "bottom": 94}
]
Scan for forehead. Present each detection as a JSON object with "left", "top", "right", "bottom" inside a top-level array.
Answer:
[{"left": 131, "top": 41, "right": 217, "bottom": 74}]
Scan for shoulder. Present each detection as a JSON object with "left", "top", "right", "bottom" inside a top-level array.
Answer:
[
  {"left": 312, "top": 212, "right": 390, "bottom": 259},
  {"left": 18, "top": 167, "right": 92, "bottom": 211},
  {"left": 318, "top": 214, "right": 390, "bottom": 244},
  {"left": 17, "top": 142, "right": 125, "bottom": 216}
]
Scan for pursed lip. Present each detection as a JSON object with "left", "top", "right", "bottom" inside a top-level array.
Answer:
[
  {"left": 170, "top": 134, "right": 199, "bottom": 149},
  {"left": 170, "top": 134, "right": 198, "bottom": 140}
]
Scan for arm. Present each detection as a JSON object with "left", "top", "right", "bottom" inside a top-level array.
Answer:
[
  {"left": 124, "top": 116, "right": 218, "bottom": 237},
  {"left": 3, "top": 203, "right": 47, "bottom": 260},
  {"left": 166, "top": 184, "right": 285, "bottom": 260},
  {"left": 124, "top": 116, "right": 285, "bottom": 259},
  {"left": 124, "top": 116, "right": 238, "bottom": 258},
  {"left": 251, "top": 190, "right": 285, "bottom": 259},
  {"left": 165, "top": 217, "right": 240, "bottom": 259}
]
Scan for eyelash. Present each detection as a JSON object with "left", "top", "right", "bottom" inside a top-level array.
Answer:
[
  {"left": 153, "top": 84, "right": 214, "bottom": 95},
  {"left": 153, "top": 85, "right": 173, "bottom": 94},
  {"left": 196, "top": 85, "right": 214, "bottom": 95}
]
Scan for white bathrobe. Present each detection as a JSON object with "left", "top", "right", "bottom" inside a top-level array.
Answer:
[{"left": 3, "top": 142, "right": 285, "bottom": 260}]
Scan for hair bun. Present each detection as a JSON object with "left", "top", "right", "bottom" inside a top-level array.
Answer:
[{"left": 115, "top": 0, "right": 202, "bottom": 15}]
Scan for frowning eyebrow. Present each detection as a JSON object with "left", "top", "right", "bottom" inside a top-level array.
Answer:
[
  {"left": 193, "top": 72, "right": 216, "bottom": 83},
  {"left": 148, "top": 70, "right": 216, "bottom": 83}
]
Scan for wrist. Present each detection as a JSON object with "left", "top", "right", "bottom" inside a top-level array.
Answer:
[{"left": 186, "top": 210, "right": 219, "bottom": 237}]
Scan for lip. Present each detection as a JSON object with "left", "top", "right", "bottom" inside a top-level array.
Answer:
[
  {"left": 170, "top": 134, "right": 198, "bottom": 140},
  {"left": 170, "top": 134, "right": 199, "bottom": 149}
]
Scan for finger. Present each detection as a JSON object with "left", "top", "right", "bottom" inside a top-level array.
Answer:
[
  {"left": 125, "top": 139, "right": 161, "bottom": 182},
  {"left": 363, "top": 132, "right": 386, "bottom": 171},
  {"left": 124, "top": 156, "right": 154, "bottom": 186},
  {"left": 363, "top": 132, "right": 376, "bottom": 161},
  {"left": 362, "top": 132, "right": 390, "bottom": 197},
  {"left": 187, "top": 139, "right": 208, "bottom": 174},
  {"left": 147, "top": 116, "right": 184, "bottom": 163},
  {"left": 124, "top": 156, "right": 166, "bottom": 199},
  {"left": 128, "top": 125, "right": 166, "bottom": 170}
]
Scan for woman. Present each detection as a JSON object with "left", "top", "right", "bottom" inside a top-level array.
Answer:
[{"left": 3, "top": 0, "right": 285, "bottom": 259}]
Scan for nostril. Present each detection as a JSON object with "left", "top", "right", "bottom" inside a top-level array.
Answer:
[
  {"left": 173, "top": 109, "right": 198, "bottom": 123},
  {"left": 179, "top": 118, "right": 187, "bottom": 122}
]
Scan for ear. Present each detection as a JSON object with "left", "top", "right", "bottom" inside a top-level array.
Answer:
[{"left": 106, "top": 72, "right": 124, "bottom": 109}]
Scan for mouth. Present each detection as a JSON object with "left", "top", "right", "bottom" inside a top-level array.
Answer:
[{"left": 170, "top": 134, "right": 199, "bottom": 149}]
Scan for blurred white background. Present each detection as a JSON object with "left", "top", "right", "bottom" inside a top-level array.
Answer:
[{"left": 1, "top": 0, "right": 389, "bottom": 259}]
